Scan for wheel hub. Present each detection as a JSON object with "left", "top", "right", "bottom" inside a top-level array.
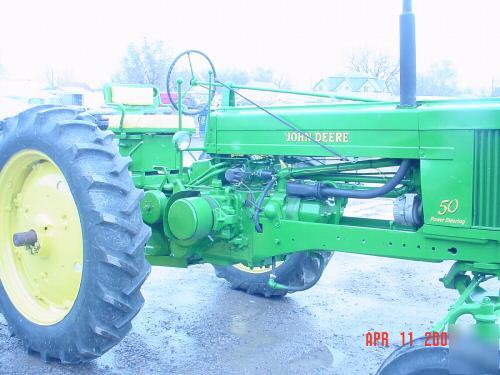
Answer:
[
  {"left": 233, "top": 261, "right": 284, "bottom": 274},
  {"left": 0, "top": 150, "right": 83, "bottom": 325}
]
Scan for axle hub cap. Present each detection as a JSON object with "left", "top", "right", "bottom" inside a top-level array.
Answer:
[{"left": 0, "top": 150, "right": 83, "bottom": 325}]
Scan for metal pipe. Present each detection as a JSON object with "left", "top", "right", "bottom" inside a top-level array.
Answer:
[
  {"left": 189, "top": 168, "right": 227, "bottom": 186},
  {"left": 287, "top": 159, "right": 412, "bottom": 199},
  {"left": 188, "top": 162, "right": 229, "bottom": 186},
  {"left": 177, "top": 78, "right": 184, "bottom": 172},
  {"left": 194, "top": 80, "right": 382, "bottom": 103},
  {"left": 283, "top": 158, "right": 399, "bottom": 178},
  {"left": 177, "top": 78, "right": 183, "bottom": 129},
  {"left": 207, "top": 70, "right": 213, "bottom": 125},
  {"left": 399, "top": 0, "right": 417, "bottom": 107},
  {"left": 316, "top": 174, "right": 411, "bottom": 185}
]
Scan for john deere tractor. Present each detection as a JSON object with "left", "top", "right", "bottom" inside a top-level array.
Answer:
[{"left": 0, "top": 1, "right": 498, "bottom": 372}]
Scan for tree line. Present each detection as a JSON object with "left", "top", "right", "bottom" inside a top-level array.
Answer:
[
  {"left": 347, "top": 48, "right": 463, "bottom": 97},
  {"left": 1, "top": 39, "right": 492, "bottom": 97},
  {"left": 112, "top": 38, "right": 292, "bottom": 91},
  {"left": 113, "top": 40, "right": 472, "bottom": 97}
]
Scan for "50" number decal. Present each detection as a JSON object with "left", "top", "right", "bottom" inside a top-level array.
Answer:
[{"left": 438, "top": 199, "right": 459, "bottom": 215}]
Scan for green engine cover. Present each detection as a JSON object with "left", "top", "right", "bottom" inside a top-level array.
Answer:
[{"left": 167, "top": 197, "right": 214, "bottom": 240}]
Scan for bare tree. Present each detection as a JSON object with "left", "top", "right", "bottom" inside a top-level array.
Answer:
[
  {"left": 113, "top": 38, "right": 172, "bottom": 90},
  {"left": 250, "top": 67, "right": 291, "bottom": 89},
  {"left": 219, "top": 66, "right": 291, "bottom": 89},
  {"left": 45, "top": 68, "right": 57, "bottom": 88},
  {"left": 348, "top": 50, "right": 464, "bottom": 97},
  {"left": 44, "top": 67, "right": 74, "bottom": 89},
  {"left": 417, "top": 60, "right": 460, "bottom": 97},
  {"left": 347, "top": 49, "right": 400, "bottom": 94},
  {"left": 272, "top": 73, "right": 292, "bottom": 90},
  {"left": 218, "top": 68, "right": 249, "bottom": 85},
  {"left": 492, "top": 78, "right": 500, "bottom": 97},
  {"left": 252, "top": 67, "right": 274, "bottom": 83}
]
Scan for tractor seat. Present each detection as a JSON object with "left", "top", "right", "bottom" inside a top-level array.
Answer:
[{"left": 102, "top": 83, "right": 196, "bottom": 130}]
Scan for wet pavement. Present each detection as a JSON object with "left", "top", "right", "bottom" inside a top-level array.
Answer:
[{"left": 0, "top": 249, "right": 457, "bottom": 374}]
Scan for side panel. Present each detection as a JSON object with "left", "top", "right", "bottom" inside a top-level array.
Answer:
[
  {"left": 215, "top": 129, "right": 419, "bottom": 158},
  {"left": 473, "top": 129, "right": 500, "bottom": 229},
  {"left": 118, "top": 133, "right": 180, "bottom": 172},
  {"left": 420, "top": 130, "right": 474, "bottom": 229},
  {"left": 207, "top": 105, "right": 420, "bottom": 158}
]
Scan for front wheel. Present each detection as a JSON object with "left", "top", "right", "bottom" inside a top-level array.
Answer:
[
  {"left": 213, "top": 252, "right": 332, "bottom": 297},
  {"left": 377, "top": 336, "right": 498, "bottom": 375},
  {"left": 0, "top": 106, "right": 151, "bottom": 363},
  {"left": 376, "top": 337, "right": 450, "bottom": 375}
]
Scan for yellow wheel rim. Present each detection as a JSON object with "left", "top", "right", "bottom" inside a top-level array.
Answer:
[
  {"left": 0, "top": 150, "right": 83, "bottom": 325},
  {"left": 233, "top": 261, "right": 284, "bottom": 274}
]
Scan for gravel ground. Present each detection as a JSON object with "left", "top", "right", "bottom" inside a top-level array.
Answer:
[
  {"left": 0, "top": 254, "right": 457, "bottom": 375},
  {"left": 0, "top": 196, "right": 463, "bottom": 375}
]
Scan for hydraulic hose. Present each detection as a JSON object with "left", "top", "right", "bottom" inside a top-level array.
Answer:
[
  {"left": 286, "top": 159, "right": 412, "bottom": 199},
  {"left": 189, "top": 162, "right": 228, "bottom": 186},
  {"left": 253, "top": 176, "right": 278, "bottom": 233}
]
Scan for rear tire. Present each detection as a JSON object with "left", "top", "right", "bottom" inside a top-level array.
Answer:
[
  {"left": 214, "top": 252, "right": 332, "bottom": 297},
  {"left": 0, "top": 106, "right": 151, "bottom": 363}
]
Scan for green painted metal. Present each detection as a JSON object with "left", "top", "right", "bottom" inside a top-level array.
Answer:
[
  {"left": 103, "top": 83, "right": 161, "bottom": 131},
  {"left": 119, "top": 133, "right": 182, "bottom": 176},
  {"left": 110, "top": 96, "right": 500, "bottom": 266},
  {"left": 95, "top": 0, "right": 500, "bottom": 363},
  {"left": 194, "top": 79, "right": 382, "bottom": 103},
  {"left": 473, "top": 130, "right": 500, "bottom": 229},
  {"left": 104, "top": 85, "right": 499, "bottom": 271},
  {"left": 168, "top": 197, "right": 214, "bottom": 240},
  {"left": 141, "top": 190, "right": 167, "bottom": 225},
  {"left": 104, "top": 42, "right": 499, "bottom": 353}
]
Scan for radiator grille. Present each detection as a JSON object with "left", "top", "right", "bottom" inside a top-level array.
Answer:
[{"left": 473, "top": 130, "right": 500, "bottom": 229}]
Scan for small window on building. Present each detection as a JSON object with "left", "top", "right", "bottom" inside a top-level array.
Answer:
[{"left": 364, "top": 84, "right": 373, "bottom": 93}]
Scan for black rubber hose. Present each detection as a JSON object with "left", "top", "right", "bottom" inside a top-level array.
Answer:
[
  {"left": 287, "top": 159, "right": 412, "bottom": 199},
  {"left": 254, "top": 176, "right": 278, "bottom": 233}
]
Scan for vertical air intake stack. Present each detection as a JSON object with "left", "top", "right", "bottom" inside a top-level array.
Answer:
[{"left": 399, "top": 0, "right": 417, "bottom": 107}]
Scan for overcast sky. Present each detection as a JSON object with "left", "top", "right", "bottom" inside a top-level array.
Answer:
[{"left": 1, "top": 0, "right": 499, "bottom": 92}]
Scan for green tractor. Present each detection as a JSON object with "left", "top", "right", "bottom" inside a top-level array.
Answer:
[{"left": 0, "top": 1, "right": 498, "bottom": 372}]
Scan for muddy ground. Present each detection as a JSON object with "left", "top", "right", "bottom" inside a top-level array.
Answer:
[{"left": 0, "top": 195, "right": 463, "bottom": 375}]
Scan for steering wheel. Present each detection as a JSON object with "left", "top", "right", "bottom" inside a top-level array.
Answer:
[{"left": 166, "top": 50, "right": 217, "bottom": 116}]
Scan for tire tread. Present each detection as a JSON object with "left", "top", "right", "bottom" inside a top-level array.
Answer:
[{"left": 0, "top": 106, "right": 151, "bottom": 364}]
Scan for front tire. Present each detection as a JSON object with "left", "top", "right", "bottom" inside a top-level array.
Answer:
[
  {"left": 0, "top": 106, "right": 151, "bottom": 363},
  {"left": 377, "top": 336, "right": 498, "bottom": 375},
  {"left": 214, "top": 252, "right": 332, "bottom": 297},
  {"left": 376, "top": 337, "right": 449, "bottom": 375}
]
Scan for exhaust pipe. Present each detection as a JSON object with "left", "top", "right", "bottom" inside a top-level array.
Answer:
[{"left": 399, "top": 0, "right": 417, "bottom": 107}]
